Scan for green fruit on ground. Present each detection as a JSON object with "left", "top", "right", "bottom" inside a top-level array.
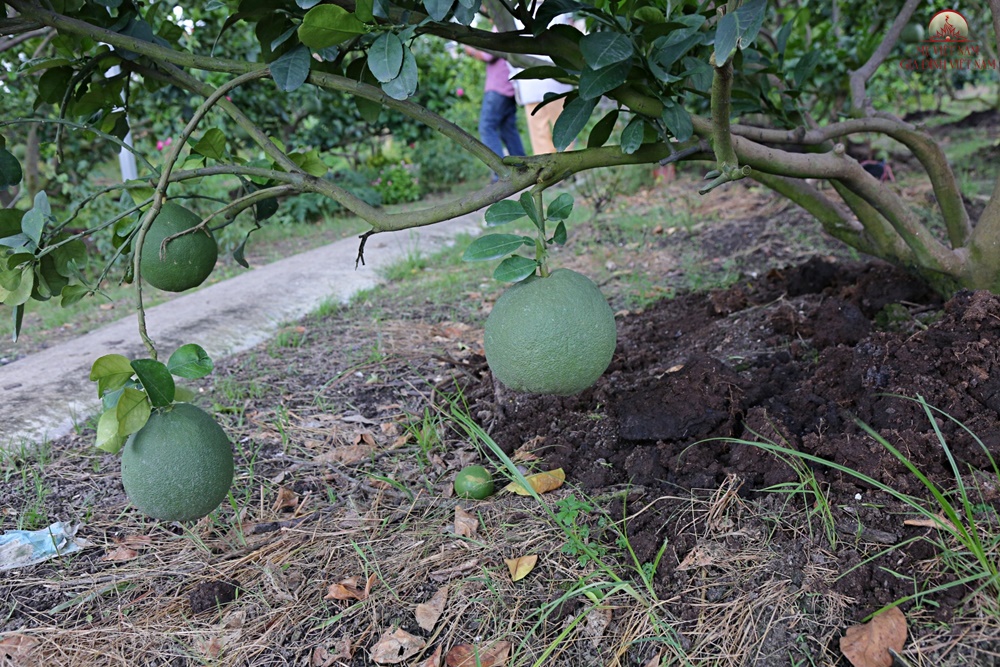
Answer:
[
  {"left": 901, "top": 23, "right": 925, "bottom": 43},
  {"left": 454, "top": 465, "right": 494, "bottom": 499},
  {"left": 140, "top": 203, "right": 218, "bottom": 292},
  {"left": 484, "top": 268, "right": 617, "bottom": 396},
  {"left": 121, "top": 403, "right": 234, "bottom": 522}
]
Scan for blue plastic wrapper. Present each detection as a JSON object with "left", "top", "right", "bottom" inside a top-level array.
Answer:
[{"left": 0, "top": 521, "right": 89, "bottom": 570}]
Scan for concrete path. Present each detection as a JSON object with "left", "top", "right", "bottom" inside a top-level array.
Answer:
[{"left": 0, "top": 214, "right": 482, "bottom": 448}]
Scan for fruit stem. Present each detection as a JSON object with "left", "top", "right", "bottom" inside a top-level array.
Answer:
[{"left": 533, "top": 190, "right": 550, "bottom": 277}]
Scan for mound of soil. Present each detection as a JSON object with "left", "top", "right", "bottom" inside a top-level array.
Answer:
[{"left": 467, "top": 256, "right": 1000, "bottom": 622}]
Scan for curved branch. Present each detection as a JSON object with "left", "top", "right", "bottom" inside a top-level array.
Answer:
[
  {"left": 848, "top": 0, "right": 921, "bottom": 115},
  {"left": 728, "top": 116, "right": 971, "bottom": 246}
]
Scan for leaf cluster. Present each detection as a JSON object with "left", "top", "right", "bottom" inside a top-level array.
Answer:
[{"left": 89, "top": 343, "right": 214, "bottom": 453}]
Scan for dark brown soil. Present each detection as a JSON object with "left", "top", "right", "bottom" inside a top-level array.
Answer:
[{"left": 466, "top": 255, "right": 1000, "bottom": 630}]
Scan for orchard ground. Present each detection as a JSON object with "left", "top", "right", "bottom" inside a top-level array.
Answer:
[{"left": 2, "top": 111, "right": 1000, "bottom": 665}]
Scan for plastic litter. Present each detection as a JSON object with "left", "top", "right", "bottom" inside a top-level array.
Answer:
[{"left": 0, "top": 521, "right": 89, "bottom": 571}]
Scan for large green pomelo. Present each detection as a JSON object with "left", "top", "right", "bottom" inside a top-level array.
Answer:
[
  {"left": 484, "top": 268, "right": 617, "bottom": 395},
  {"left": 121, "top": 403, "right": 234, "bottom": 522},
  {"left": 901, "top": 22, "right": 925, "bottom": 43},
  {"left": 140, "top": 203, "right": 218, "bottom": 292}
]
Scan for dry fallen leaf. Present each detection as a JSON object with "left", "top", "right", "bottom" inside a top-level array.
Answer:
[
  {"left": 903, "top": 513, "right": 956, "bottom": 530},
  {"left": 415, "top": 586, "right": 449, "bottom": 632},
  {"left": 454, "top": 507, "right": 478, "bottom": 538},
  {"left": 642, "top": 649, "right": 664, "bottom": 667},
  {"left": 370, "top": 628, "right": 426, "bottom": 664},
  {"left": 504, "top": 554, "right": 538, "bottom": 582},
  {"left": 445, "top": 641, "right": 511, "bottom": 667},
  {"left": 314, "top": 444, "right": 374, "bottom": 466},
  {"left": 419, "top": 644, "right": 443, "bottom": 667},
  {"left": 271, "top": 486, "right": 299, "bottom": 512},
  {"left": 312, "top": 635, "right": 352, "bottom": 666},
  {"left": 355, "top": 432, "right": 378, "bottom": 447},
  {"left": 677, "top": 545, "right": 716, "bottom": 570},
  {"left": 324, "top": 574, "right": 375, "bottom": 601},
  {"left": 102, "top": 546, "right": 140, "bottom": 562},
  {"left": 504, "top": 468, "right": 565, "bottom": 496},
  {"left": 840, "top": 607, "right": 907, "bottom": 667},
  {"left": 0, "top": 634, "right": 38, "bottom": 663}
]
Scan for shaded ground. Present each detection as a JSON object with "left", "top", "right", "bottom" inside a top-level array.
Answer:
[{"left": 2, "top": 168, "right": 1000, "bottom": 665}]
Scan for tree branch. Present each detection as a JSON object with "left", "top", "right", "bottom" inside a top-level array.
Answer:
[
  {"left": 0, "top": 26, "right": 49, "bottom": 52},
  {"left": 848, "top": 0, "right": 921, "bottom": 115}
]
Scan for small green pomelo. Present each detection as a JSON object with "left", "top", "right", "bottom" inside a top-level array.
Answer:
[
  {"left": 121, "top": 403, "right": 234, "bottom": 522},
  {"left": 484, "top": 268, "right": 617, "bottom": 395},
  {"left": 901, "top": 23, "right": 925, "bottom": 43},
  {"left": 140, "top": 203, "right": 218, "bottom": 292},
  {"left": 454, "top": 465, "right": 495, "bottom": 500}
]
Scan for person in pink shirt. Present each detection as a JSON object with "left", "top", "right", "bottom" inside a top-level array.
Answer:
[{"left": 464, "top": 45, "right": 526, "bottom": 181}]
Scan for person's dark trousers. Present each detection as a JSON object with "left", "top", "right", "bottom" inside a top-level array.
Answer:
[{"left": 479, "top": 90, "right": 525, "bottom": 181}]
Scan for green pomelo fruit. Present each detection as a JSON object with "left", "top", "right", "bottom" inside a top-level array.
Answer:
[
  {"left": 484, "top": 268, "right": 617, "bottom": 395},
  {"left": 633, "top": 6, "right": 666, "bottom": 23},
  {"left": 121, "top": 403, "right": 234, "bottom": 522},
  {"left": 454, "top": 465, "right": 495, "bottom": 499},
  {"left": 140, "top": 203, "right": 218, "bottom": 292},
  {"left": 901, "top": 23, "right": 925, "bottom": 43}
]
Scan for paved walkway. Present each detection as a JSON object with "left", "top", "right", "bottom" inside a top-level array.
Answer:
[{"left": 0, "top": 214, "right": 482, "bottom": 448}]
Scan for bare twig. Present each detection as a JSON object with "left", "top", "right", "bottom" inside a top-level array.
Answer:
[{"left": 848, "top": 0, "right": 921, "bottom": 115}]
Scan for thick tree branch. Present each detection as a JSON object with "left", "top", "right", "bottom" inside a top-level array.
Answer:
[{"left": 728, "top": 117, "right": 971, "bottom": 246}]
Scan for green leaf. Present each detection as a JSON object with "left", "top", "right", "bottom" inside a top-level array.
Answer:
[
  {"left": 578, "top": 61, "right": 630, "bottom": 100},
  {"left": 11, "top": 304, "right": 23, "bottom": 343},
  {"left": 355, "top": 0, "right": 375, "bottom": 22},
  {"left": 192, "top": 128, "right": 227, "bottom": 160},
  {"left": 271, "top": 44, "right": 312, "bottom": 92},
  {"left": 462, "top": 234, "right": 532, "bottom": 262},
  {"left": 518, "top": 192, "right": 542, "bottom": 233},
  {"left": 60, "top": 284, "right": 91, "bottom": 307},
  {"left": 484, "top": 200, "right": 528, "bottom": 226},
  {"left": 21, "top": 191, "right": 52, "bottom": 248},
  {"left": 546, "top": 193, "right": 574, "bottom": 222},
  {"left": 587, "top": 109, "right": 619, "bottom": 149},
  {"left": 382, "top": 46, "right": 417, "bottom": 100},
  {"left": 290, "top": 149, "right": 328, "bottom": 177},
  {"left": 368, "top": 32, "right": 403, "bottom": 83},
  {"left": 620, "top": 116, "right": 645, "bottom": 154},
  {"left": 714, "top": 0, "right": 764, "bottom": 67},
  {"left": 552, "top": 96, "right": 597, "bottom": 151},
  {"left": 298, "top": 5, "right": 366, "bottom": 49},
  {"left": 0, "top": 150, "right": 22, "bottom": 190},
  {"left": 36, "top": 67, "right": 73, "bottom": 104},
  {"left": 168, "top": 343, "right": 215, "bottom": 379},
  {"left": 661, "top": 102, "right": 693, "bottom": 142},
  {"left": 550, "top": 220, "right": 567, "bottom": 245},
  {"left": 131, "top": 359, "right": 176, "bottom": 408},
  {"left": 90, "top": 353, "right": 135, "bottom": 398},
  {"left": 174, "top": 386, "right": 198, "bottom": 403},
  {"left": 423, "top": 0, "right": 454, "bottom": 22},
  {"left": 116, "top": 387, "right": 151, "bottom": 436},
  {"left": 95, "top": 409, "right": 126, "bottom": 454},
  {"left": 511, "top": 65, "right": 570, "bottom": 81},
  {"left": 580, "top": 32, "right": 634, "bottom": 69},
  {"left": 649, "top": 22, "right": 704, "bottom": 80},
  {"left": 493, "top": 256, "right": 538, "bottom": 283},
  {"left": 233, "top": 223, "right": 261, "bottom": 268},
  {"left": 1, "top": 264, "right": 35, "bottom": 307},
  {"left": 714, "top": 12, "right": 737, "bottom": 66}
]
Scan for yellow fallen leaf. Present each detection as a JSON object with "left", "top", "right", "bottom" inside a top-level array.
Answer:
[
  {"left": 415, "top": 586, "right": 449, "bottom": 632},
  {"left": 271, "top": 486, "right": 299, "bottom": 512},
  {"left": 504, "top": 554, "right": 538, "bottom": 582},
  {"left": 454, "top": 507, "right": 478, "bottom": 538},
  {"left": 418, "top": 644, "right": 443, "bottom": 667},
  {"left": 445, "top": 641, "right": 511, "bottom": 667},
  {"left": 102, "top": 546, "right": 140, "bottom": 562},
  {"left": 840, "top": 607, "right": 907, "bottom": 667},
  {"left": 504, "top": 468, "right": 565, "bottom": 496},
  {"left": 323, "top": 574, "right": 376, "bottom": 601},
  {"left": 370, "top": 628, "right": 425, "bottom": 664}
]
